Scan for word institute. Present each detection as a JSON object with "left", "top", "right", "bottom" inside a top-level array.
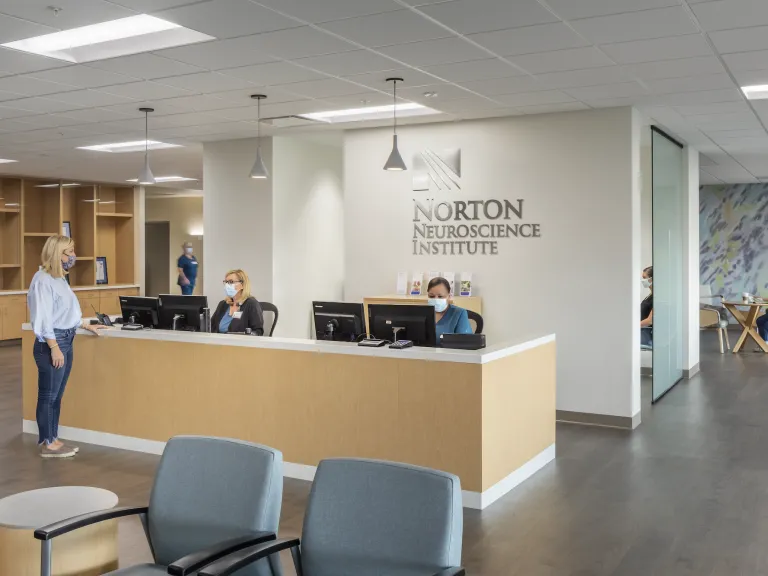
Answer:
[{"left": 411, "top": 198, "right": 541, "bottom": 256}]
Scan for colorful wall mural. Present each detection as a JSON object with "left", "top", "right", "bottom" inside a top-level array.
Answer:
[{"left": 700, "top": 184, "right": 768, "bottom": 300}]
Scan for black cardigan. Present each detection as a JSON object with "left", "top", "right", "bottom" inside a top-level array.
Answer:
[{"left": 211, "top": 297, "right": 264, "bottom": 336}]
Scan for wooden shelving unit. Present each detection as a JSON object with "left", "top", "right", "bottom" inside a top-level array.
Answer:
[
  {"left": 0, "top": 178, "right": 22, "bottom": 291},
  {"left": 96, "top": 185, "right": 135, "bottom": 286}
]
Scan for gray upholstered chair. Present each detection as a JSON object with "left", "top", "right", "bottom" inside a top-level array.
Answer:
[
  {"left": 199, "top": 458, "right": 465, "bottom": 576},
  {"left": 34, "top": 436, "right": 283, "bottom": 576}
]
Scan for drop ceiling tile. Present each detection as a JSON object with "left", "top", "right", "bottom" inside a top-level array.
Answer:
[
  {"left": 0, "top": 75, "right": 79, "bottom": 97},
  {"left": 0, "top": 118, "right": 44, "bottom": 132},
  {"left": 220, "top": 61, "right": 326, "bottom": 86},
  {"left": 152, "top": 112, "right": 227, "bottom": 128},
  {"left": 292, "top": 50, "right": 399, "bottom": 77},
  {"left": 88, "top": 54, "right": 206, "bottom": 80},
  {"left": 0, "top": 47, "right": 68, "bottom": 75},
  {"left": 253, "top": 0, "right": 402, "bottom": 23},
  {"left": 622, "top": 56, "right": 725, "bottom": 80},
  {"left": 396, "top": 83, "right": 473, "bottom": 103},
  {"left": 431, "top": 96, "right": 503, "bottom": 112},
  {"left": 422, "top": 58, "right": 524, "bottom": 82},
  {"left": 710, "top": 25, "right": 768, "bottom": 54},
  {"left": 494, "top": 90, "right": 575, "bottom": 107},
  {"left": 207, "top": 86, "right": 307, "bottom": 106},
  {"left": 458, "top": 75, "right": 542, "bottom": 96},
  {"left": 29, "top": 65, "right": 140, "bottom": 89},
  {"left": 313, "top": 91, "right": 397, "bottom": 108},
  {"left": 601, "top": 34, "right": 713, "bottom": 64},
  {"left": 509, "top": 47, "right": 614, "bottom": 74},
  {"left": 377, "top": 37, "right": 488, "bottom": 67},
  {"left": 100, "top": 100, "right": 190, "bottom": 117},
  {"left": 517, "top": 102, "right": 591, "bottom": 114},
  {"left": 155, "top": 0, "right": 300, "bottom": 39},
  {"left": 153, "top": 121, "right": 258, "bottom": 138},
  {"left": 544, "top": 0, "right": 678, "bottom": 20},
  {"left": 652, "top": 88, "right": 743, "bottom": 105},
  {"left": 58, "top": 107, "right": 136, "bottom": 123},
  {"left": 98, "top": 80, "right": 194, "bottom": 101},
  {"left": 722, "top": 50, "right": 768, "bottom": 72},
  {"left": 5, "top": 113, "right": 90, "bottom": 129},
  {"left": 0, "top": 0, "right": 135, "bottom": 29},
  {"left": 213, "top": 99, "right": 321, "bottom": 121},
  {"left": 153, "top": 71, "right": 256, "bottom": 94},
  {"left": 105, "top": 0, "right": 204, "bottom": 9},
  {"left": 674, "top": 101, "right": 751, "bottom": 116},
  {"left": 569, "top": 7, "right": 698, "bottom": 44},
  {"left": 82, "top": 118, "right": 146, "bottom": 132},
  {"left": 468, "top": 23, "right": 589, "bottom": 57},
  {"left": 0, "top": 96, "right": 86, "bottom": 113},
  {"left": 417, "top": 0, "right": 558, "bottom": 35},
  {"left": 46, "top": 89, "right": 136, "bottom": 108},
  {"left": 535, "top": 66, "right": 633, "bottom": 89},
  {"left": 565, "top": 81, "right": 649, "bottom": 100},
  {"left": 692, "top": 0, "right": 768, "bottom": 31},
  {"left": 454, "top": 108, "right": 520, "bottom": 120},
  {"left": 321, "top": 10, "right": 451, "bottom": 48},
  {"left": 274, "top": 77, "right": 370, "bottom": 99},
  {"left": 646, "top": 74, "right": 736, "bottom": 94},
  {"left": 732, "top": 68, "right": 768, "bottom": 86},
  {"left": 0, "top": 13, "right": 57, "bottom": 44},
  {"left": 345, "top": 68, "right": 440, "bottom": 90},
  {"left": 686, "top": 111, "right": 759, "bottom": 127},
  {"left": 0, "top": 104, "right": 44, "bottom": 118}
]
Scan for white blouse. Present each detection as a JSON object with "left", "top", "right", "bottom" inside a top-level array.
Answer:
[{"left": 28, "top": 269, "right": 82, "bottom": 342}]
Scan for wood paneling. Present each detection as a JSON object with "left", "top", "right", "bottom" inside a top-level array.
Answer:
[
  {"left": 0, "top": 296, "right": 27, "bottom": 341},
  {"left": 98, "top": 290, "right": 120, "bottom": 316}
]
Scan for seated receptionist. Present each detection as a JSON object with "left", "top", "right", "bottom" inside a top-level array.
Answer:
[
  {"left": 212, "top": 269, "right": 265, "bottom": 335},
  {"left": 427, "top": 277, "right": 473, "bottom": 337}
]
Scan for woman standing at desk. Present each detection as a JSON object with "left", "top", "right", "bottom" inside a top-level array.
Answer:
[
  {"left": 427, "top": 277, "right": 473, "bottom": 337},
  {"left": 28, "top": 235, "right": 106, "bottom": 458},
  {"left": 211, "top": 269, "right": 265, "bottom": 335}
]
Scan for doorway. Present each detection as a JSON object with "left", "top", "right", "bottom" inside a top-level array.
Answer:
[{"left": 145, "top": 221, "right": 170, "bottom": 297}]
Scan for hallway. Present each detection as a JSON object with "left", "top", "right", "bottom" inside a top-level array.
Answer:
[{"left": 1, "top": 334, "right": 766, "bottom": 575}]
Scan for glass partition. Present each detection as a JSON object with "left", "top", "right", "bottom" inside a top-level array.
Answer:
[{"left": 651, "top": 127, "right": 684, "bottom": 401}]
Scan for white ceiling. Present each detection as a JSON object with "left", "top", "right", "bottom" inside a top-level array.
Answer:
[{"left": 0, "top": 0, "right": 763, "bottom": 186}]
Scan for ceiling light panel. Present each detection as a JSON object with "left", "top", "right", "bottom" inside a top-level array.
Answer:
[
  {"left": 300, "top": 103, "right": 438, "bottom": 124},
  {"left": 2, "top": 15, "right": 215, "bottom": 63},
  {"left": 77, "top": 140, "right": 182, "bottom": 152},
  {"left": 742, "top": 84, "right": 768, "bottom": 100},
  {"left": 127, "top": 175, "right": 197, "bottom": 182}
]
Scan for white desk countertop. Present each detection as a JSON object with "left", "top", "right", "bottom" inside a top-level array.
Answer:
[
  {"left": 0, "top": 284, "right": 139, "bottom": 297},
  {"left": 22, "top": 322, "right": 555, "bottom": 365}
]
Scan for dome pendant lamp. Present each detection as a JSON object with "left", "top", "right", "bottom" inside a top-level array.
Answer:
[
  {"left": 249, "top": 94, "right": 269, "bottom": 179},
  {"left": 383, "top": 77, "right": 407, "bottom": 171},
  {"left": 138, "top": 107, "right": 155, "bottom": 185}
]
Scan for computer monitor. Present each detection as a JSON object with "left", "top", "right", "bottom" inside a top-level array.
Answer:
[
  {"left": 312, "top": 301, "right": 366, "bottom": 342},
  {"left": 120, "top": 296, "right": 159, "bottom": 328},
  {"left": 158, "top": 294, "right": 209, "bottom": 332},
  {"left": 367, "top": 304, "right": 437, "bottom": 347}
]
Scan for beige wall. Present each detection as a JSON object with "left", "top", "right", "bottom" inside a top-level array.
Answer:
[{"left": 146, "top": 197, "right": 204, "bottom": 295}]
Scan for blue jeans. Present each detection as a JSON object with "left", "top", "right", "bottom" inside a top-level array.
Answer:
[
  {"left": 33, "top": 328, "right": 76, "bottom": 445},
  {"left": 758, "top": 314, "right": 768, "bottom": 342},
  {"left": 181, "top": 284, "right": 194, "bottom": 295},
  {"left": 641, "top": 327, "right": 653, "bottom": 347}
]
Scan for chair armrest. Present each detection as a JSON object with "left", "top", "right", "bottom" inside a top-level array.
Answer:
[
  {"left": 433, "top": 568, "right": 466, "bottom": 576},
  {"left": 167, "top": 532, "right": 276, "bottom": 576},
  {"left": 199, "top": 538, "right": 301, "bottom": 576},
  {"left": 34, "top": 506, "right": 148, "bottom": 541}
]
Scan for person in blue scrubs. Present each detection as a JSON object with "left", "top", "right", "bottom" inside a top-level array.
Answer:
[
  {"left": 177, "top": 241, "right": 198, "bottom": 295},
  {"left": 427, "top": 277, "right": 473, "bottom": 337}
]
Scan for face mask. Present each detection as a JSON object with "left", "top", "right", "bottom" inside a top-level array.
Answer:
[
  {"left": 185, "top": 247, "right": 193, "bottom": 254},
  {"left": 224, "top": 284, "right": 238, "bottom": 298},
  {"left": 642, "top": 278, "right": 652, "bottom": 289},
  {"left": 62, "top": 254, "right": 76, "bottom": 271},
  {"left": 428, "top": 298, "right": 448, "bottom": 313}
]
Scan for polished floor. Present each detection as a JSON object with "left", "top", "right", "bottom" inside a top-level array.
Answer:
[{"left": 1, "top": 334, "right": 767, "bottom": 575}]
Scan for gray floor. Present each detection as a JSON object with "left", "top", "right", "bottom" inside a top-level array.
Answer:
[{"left": 1, "top": 332, "right": 767, "bottom": 575}]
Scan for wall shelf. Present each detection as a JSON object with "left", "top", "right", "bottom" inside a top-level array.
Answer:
[
  {"left": 0, "top": 208, "right": 20, "bottom": 213},
  {"left": 0, "top": 264, "right": 20, "bottom": 268},
  {"left": 97, "top": 213, "right": 133, "bottom": 218},
  {"left": 24, "top": 232, "right": 57, "bottom": 237}
]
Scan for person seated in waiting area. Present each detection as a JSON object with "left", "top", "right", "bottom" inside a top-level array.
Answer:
[
  {"left": 427, "top": 277, "right": 473, "bottom": 337},
  {"left": 211, "top": 269, "right": 264, "bottom": 335},
  {"left": 641, "top": 266, "right": 653, "bottom": 347},
  {"left": 757, "top": 310, "right": 768, "bottom": 343}
]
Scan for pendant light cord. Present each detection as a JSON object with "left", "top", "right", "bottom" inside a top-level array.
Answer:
[
  {"left": 144, "top": 110, "right": 148, "bottom": 159},
  {"left": 393, "top": 80, "right": 397, "bottom": 135},
  {"left": 257, "top": 97, "right": 261, "bottom": 142}
]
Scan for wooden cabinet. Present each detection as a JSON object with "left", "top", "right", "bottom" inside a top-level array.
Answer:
[
  {"left": 98, "top": 290, "right": 121, "bottom": 316},
  {"left": 0, "top": 295, "right": 27, "bottom": 340}
]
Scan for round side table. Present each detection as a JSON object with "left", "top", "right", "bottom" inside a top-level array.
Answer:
[{"left": 0, "top": 486, "right": 119, "bottom": 576}]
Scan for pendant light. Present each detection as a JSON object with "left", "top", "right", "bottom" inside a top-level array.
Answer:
[
  {"left": 383, "top": 77, "right": 407, "bottom": 171},
  {"left": 138, "top": 107, "right": 155, "bottom": 185},
  {"left": 249, "top": 94, "right": 269, "bottom": 179}
]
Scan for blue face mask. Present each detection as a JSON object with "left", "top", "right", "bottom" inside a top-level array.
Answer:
[
  {"left": 224, "top": 284, "right": 238, "bottom": 298},
  {"left": 428, "top": 298, "right": 448, "bottom": 313},
  {"left": 62, "top": 254, "right": 76, "bottom": 271}
]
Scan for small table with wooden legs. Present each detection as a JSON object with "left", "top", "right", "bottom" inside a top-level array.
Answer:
[
  {"left": 0, "top": 486, "right": 119, "bottom": 576},
  {"left": 722, "top": 301, "right": 768, "bottom": 353}
]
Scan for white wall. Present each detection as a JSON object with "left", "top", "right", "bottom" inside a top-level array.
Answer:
[
  {"left": 272, "top": 135, "right": 344, "bottom": 338},
  {"left": 344, "top": 107, "right": 641, "bottom": 420},
  {"left": 203, "top": 138, "right": 273, "bottom": 304},
  {"left": 683, "top": 146, "right": 700, "bottom": 371}
]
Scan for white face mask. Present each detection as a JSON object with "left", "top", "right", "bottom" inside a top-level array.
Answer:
[
  {"left": 642, "top": 278, "right": 652, "bottom": 289},
  {"left": 428, "top": 298, "right": 448, "bottom": 313},
  {"left": 224, "top": 284, "right": 238, "bottom": 298},
  {"left": 185, "top": 247, "right": 193, "bottom": 254}
]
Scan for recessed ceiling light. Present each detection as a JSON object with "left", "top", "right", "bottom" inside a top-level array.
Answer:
[
  {"left": 78, "top": 140, "right": 182, "bottom": 153},
  {"left": 36, "top": 182, "right": 81, "bottom": 188},
  {"left": 0, "top": 159, "right": 17, "bottom": 164},
  {"left": 423, "top": 91, "right": 438, "bottom": 98},
  {"left": 299, "top": 103, "right": 438, "bottom": 124},
  {"left": 126, "top": 176, "right": 197, "bottom": 183},
  {"left": 5, "top": 203, "right": 20, "bottom": 207},
  {"left": 741, "top": 84, "right": 768, "bottom": 100},
  {"left": 2, "top": 14, "right": 214, "bottom": 63}
]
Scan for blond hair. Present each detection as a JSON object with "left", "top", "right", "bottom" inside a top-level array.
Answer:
[
  {"left": 225, "top": 269, "right": 251, "bottom": 305},
  {"left": 41, "top": 235, "right": 74, "bottom": 279}
]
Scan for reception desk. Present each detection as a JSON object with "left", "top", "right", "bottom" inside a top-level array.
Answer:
[{"left": 22, "top": 326, "right": 555, "bottom": 510}]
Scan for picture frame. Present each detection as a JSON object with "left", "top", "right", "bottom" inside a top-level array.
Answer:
[
  {"left": 62, "top": 221, "right": 71, "bottom": 238},
  {"left": 96, "top": 257, "right": 108, "bottom": 285}
]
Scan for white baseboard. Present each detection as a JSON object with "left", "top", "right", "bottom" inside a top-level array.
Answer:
[{"left": 23, "top": 421, "right": 554, "bottom": 510}]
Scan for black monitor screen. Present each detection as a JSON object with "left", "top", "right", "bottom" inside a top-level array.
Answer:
[
  {"left": 367, "top": 304, "right": 437, "bottom": 347},
  {"left": 120, "top": 296, "right": 160, "bottom": 328},
  {"left": 158, "top": 294, "right": 209, "bottom": 331},
  {"left": 312, "top": 301, "right": 365, "bottom": 342}
]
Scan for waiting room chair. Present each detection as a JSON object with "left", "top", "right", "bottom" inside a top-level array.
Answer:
[
  {"left": 700, "top": 285, "right": 730, "bottom": 353},
  {"left": 35, "top": 436, "right": 283, "bottom": 576},
  {"left": 467, "top": 310, "right": 483, "bottom": 334},
  {"left": 261, "top": 302, "right": 278, "bottom": 337},
  {"left": 199, "top": 458, "right": 466, "bottom": 576}
]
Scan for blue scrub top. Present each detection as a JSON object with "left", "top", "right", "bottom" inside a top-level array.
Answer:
[
  {"left": 436, "top": 305, "right": 473, "bottom": 338},
  {"left": 218, "top": 311, "right": 234, "bottom": 333},
  {"left": 177, "top": 255, "right": 198, "bottom": 286}
]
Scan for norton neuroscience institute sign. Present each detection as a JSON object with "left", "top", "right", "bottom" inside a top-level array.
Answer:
[{"left": 412, "top": 198, "right": 541, "bottom": 256}]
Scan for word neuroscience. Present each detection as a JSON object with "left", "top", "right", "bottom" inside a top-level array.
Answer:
[{"left": 412, "top": 198, "right": 541, "bottom": 256}]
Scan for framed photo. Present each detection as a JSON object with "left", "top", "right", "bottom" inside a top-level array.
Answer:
[
  {"left": 62, "top": 221, "right": 71, "bottom": 238},
  {"left": 96, "top": 257, "right": 108, "bottom": 285}
]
